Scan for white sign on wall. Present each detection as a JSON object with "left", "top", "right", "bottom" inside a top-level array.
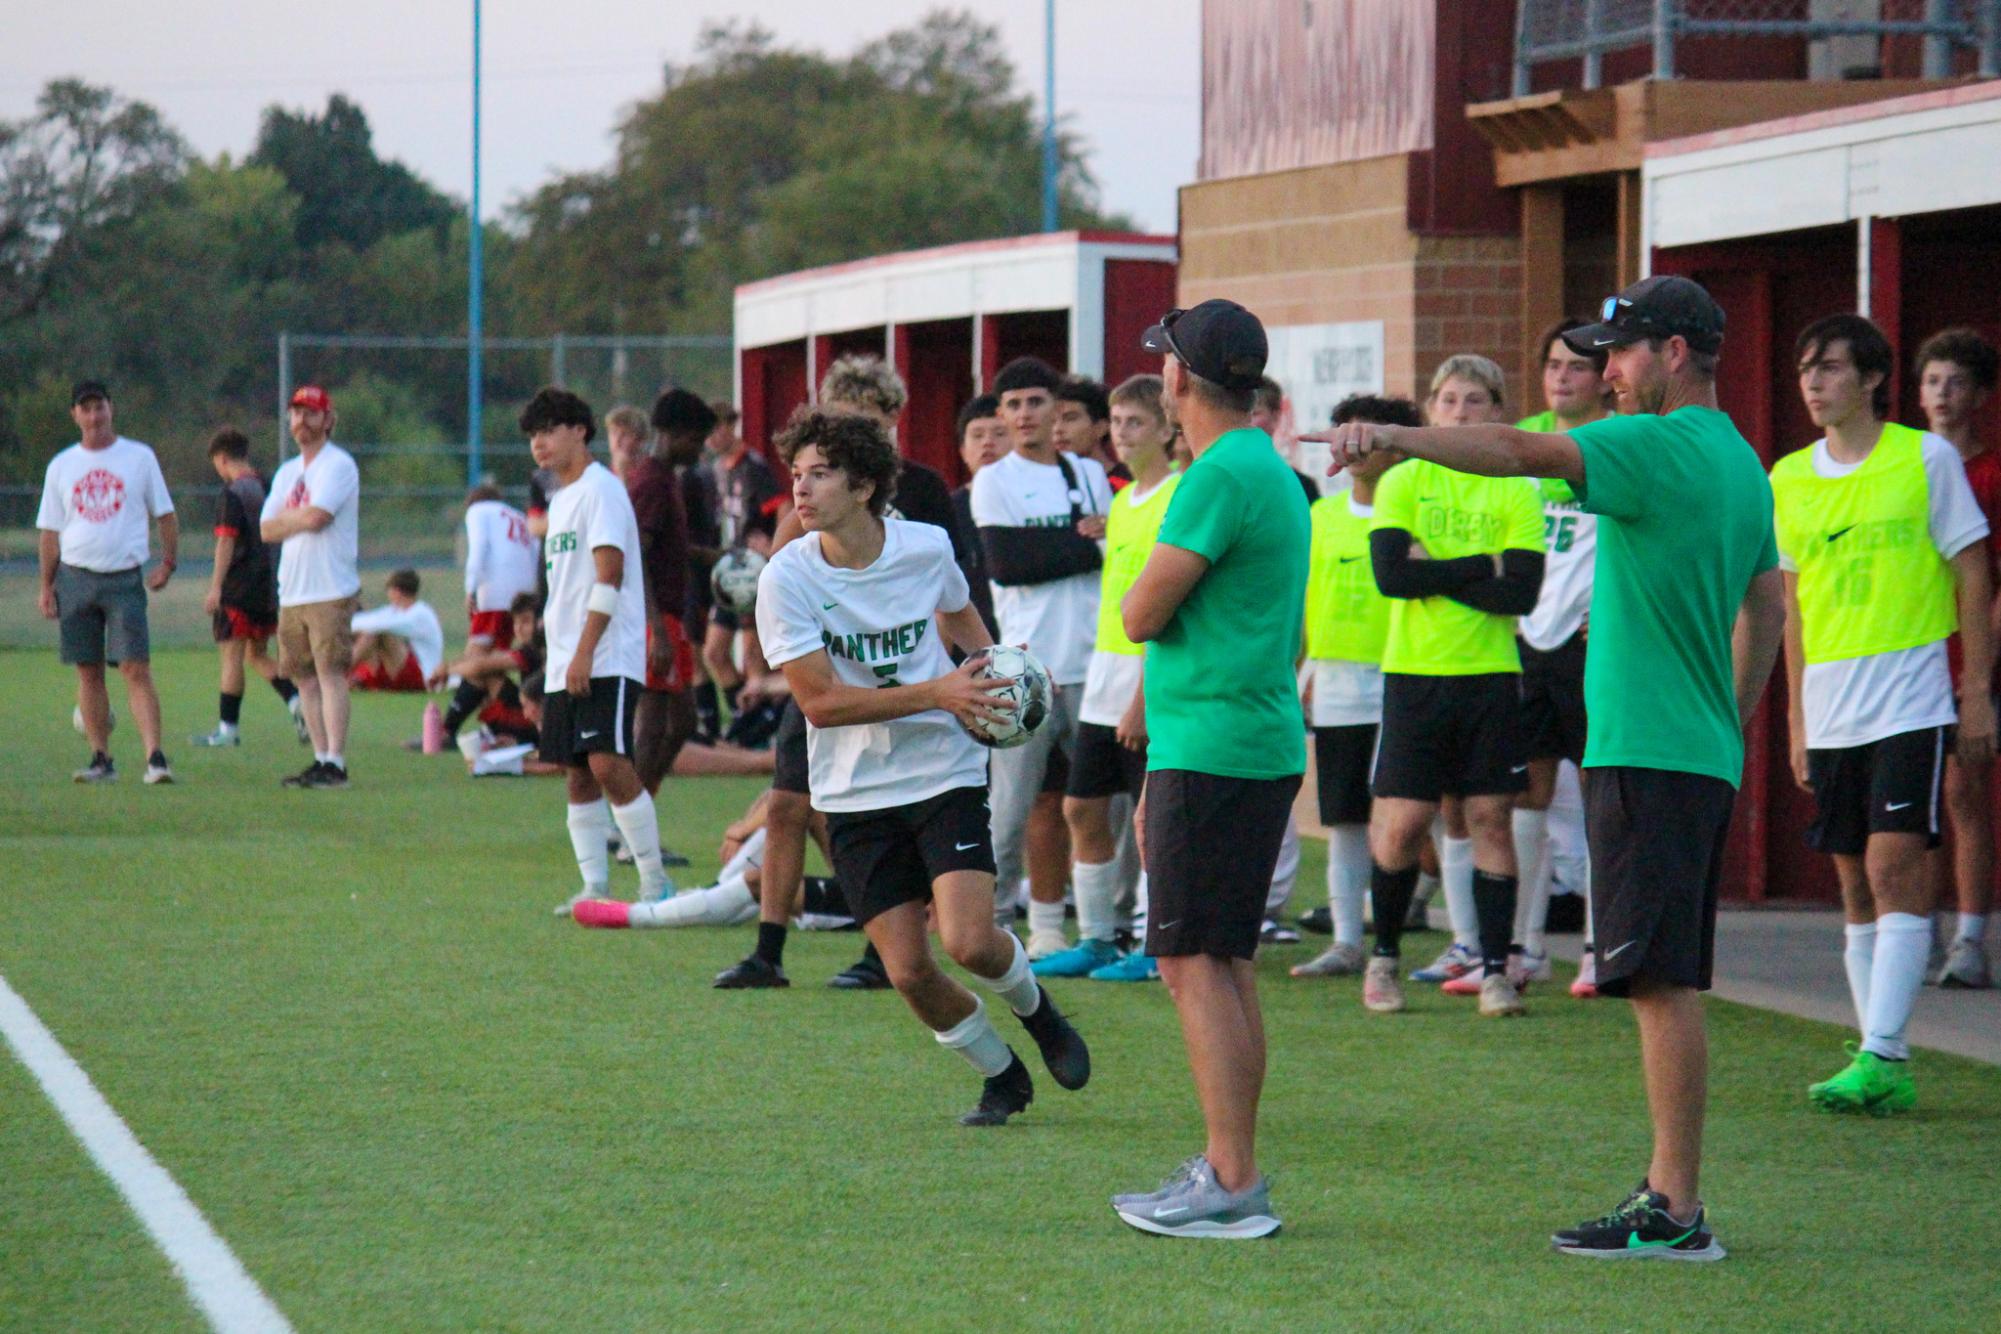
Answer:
[{"left": 1264, "top": 319, "right": 1386, "bottom": 494}]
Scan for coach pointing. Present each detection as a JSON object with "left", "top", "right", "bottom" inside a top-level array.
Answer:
[
  {"left": 1306, "top": 276, "right": 1785, "bottom": 1260},
  {"left": 1113, "top": 300, "right": 1310, "bottom": 1238}
]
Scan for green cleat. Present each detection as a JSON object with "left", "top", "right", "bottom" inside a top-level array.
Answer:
[{"left": 1808, "top": 1043, "right": 1916, "bottom": 1116}]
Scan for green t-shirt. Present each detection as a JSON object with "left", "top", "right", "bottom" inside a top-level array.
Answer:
[
  {"left": 1370, "top": 457, "right": 1544, "bottom": 675},
  {"left": 1517, "top": 410, "right": 1578, "bottom": 504},
  {"left": 1571, "top": 405, "right": 1779, "bottom": 786},
  {"left": 1143, "top": 428, "right": 1310, "bottom": 779}
]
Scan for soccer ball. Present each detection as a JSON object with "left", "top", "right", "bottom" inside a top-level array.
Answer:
[
  {"left": 71, "top": 703, "right": 115, "bottom": 735},
  {"left": 959, "top": 644, "right": 1052, "bottom": 749},
  {"left": 711, "top": 548, "right": 768, "bottom": 615}
]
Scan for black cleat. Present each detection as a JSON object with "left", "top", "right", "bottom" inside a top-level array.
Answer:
[
  {"left": 1551, "top": 1183, "right": 1726, "bottom": 1261},
  {"left": 281, "top": 761, "right": 325, "bottom": 788},
  {"left": 305, "top": 762, "right": 349, "bottom": 789},
  {"left": 827, "top": 953, "right": 892, "bottom": 990},
  {"left": 959, "top": 1052, "right": 1034, "bottom": 1126},
  {"left": 1017, "top": 985, "right": 1090, "bottom": 1091},
  {"left": 660, "top": 845, "right": 691, "bottom": 869},
  {"left": 713, "top": 954, "right": 790, "bottom": 989},
  {"left": 1297, "top": 905, "right": 1333, "bottom": 936}
]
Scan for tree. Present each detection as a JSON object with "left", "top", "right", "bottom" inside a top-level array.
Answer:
[
  {"left": 0, "top": 79, "right": 187, "bottom": 323},
  {"left": 249, "top": 95, "right": 457, "bottom": 253}
]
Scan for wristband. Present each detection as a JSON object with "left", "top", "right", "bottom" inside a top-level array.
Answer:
[{"left": 586, "top": 582, "right": 620, "bottom": 617}]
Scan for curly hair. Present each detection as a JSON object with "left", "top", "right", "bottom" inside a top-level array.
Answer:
[
  {"left": 773, "top": 407, "right": 899, "bottom": 517},
  {"left": 819, "top": 355, "right": 908, "bottom": 420},
  {"left": 1915, "top": 326, "right": 1998, "bottom": 390}
]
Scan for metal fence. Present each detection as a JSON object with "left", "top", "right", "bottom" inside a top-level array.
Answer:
[{"left": 1515, "top": 0, "right": 2001, "bottom": 92}]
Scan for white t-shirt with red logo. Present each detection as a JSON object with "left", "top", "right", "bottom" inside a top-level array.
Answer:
[
  {"left": 261, "top": 443, "right": 361, "bottom": 607},
  {"left": 36, "top": 437, "right": 175, "bottom": 573},
  {"left": 464, "top": 498, "right": 540, "bottom": 612}
]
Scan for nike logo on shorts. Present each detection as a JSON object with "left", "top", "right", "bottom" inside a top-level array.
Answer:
[
  {"left": 1511, "top": 764, "right": 1529, "bottom": 773},
  {"left": 1156, "top": 919, "right": 1181, "bottom": 931},
  {"left": 579, "top": 729, "right": 599, "bottom": 740},
  {"left": 955, "top": 841, "right": 980, "bottom": 851},
  {"left": 1885, "top": 801, "right": 1913, "bottom": 812},
  {"left": 1604, "top": 940, "right": 1636, "bottom": 960}
]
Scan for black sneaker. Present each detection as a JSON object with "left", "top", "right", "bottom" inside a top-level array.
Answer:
[
  {"left": 1260, "top": 918, "right": 1301, "bottom": 945},
  {"left": 1552, "top": 1184, "right": 1725, "bottom": 1261},
  {"left": 959, "top": 1052, "right": 1034, "bottom": 1126},
  {"left": 827, "top": 953, "right": 892, "bottom": 990},
  {"left": 281, "top": 761, "right": 325, "bottom": 788},
  {"left": 1017, "top": 985, "right": 1090, "bottom": 1091},
  {"left": 1297, "top": 906, "right": 1333, "bottom": 936},
  {"left": 306, "top": 762, "right": 349, "bottom": 789},
  {"left": 72, "top": 752, "right": 117, "bottom": 783},
  {"left": 713, "top": 954, "right": 790, "bottom": 989}
]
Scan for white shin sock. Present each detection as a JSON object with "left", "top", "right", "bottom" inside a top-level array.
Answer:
[
  {"left": 1328, "top": 824, "right": 1371, "bottom": 948},
  {"left": 935, "top": 998, "right": 1014, "bottom": 1077},
  {"left": 566, "top": 800, "right": 614, "bottom": 894},
  {"left": 1843, "top": 921, "right": 1877, "bottom": 1031},
  {"left": 1071, "top": 859, "right": 1122, "bottom": 943},
  {"left": 1511, "top": 807, "right": 1553, "bottom": 954},
  {"left": 977, "top": 931, "right": 1044, "bottom": 1017},
  {"left": 1441, "top": 835, "right": 1478, "bottom": 952},
  {"left": 609, "top": 792, "right": 673, "bottom": 899},
  {"left": 1862, "top": 913, "right": 1929, "bottom": 1061}
]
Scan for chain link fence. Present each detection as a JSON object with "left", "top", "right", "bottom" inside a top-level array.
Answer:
[{"left": 1515, "top": 0, "right": 2001, "bottom": 91}]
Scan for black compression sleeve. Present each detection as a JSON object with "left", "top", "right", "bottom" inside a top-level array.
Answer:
[
  {"left": 979, "top": 525, "right": 1103, "bottom": 585},
  {"left": 1447, "top": 548, "right": 1546, "bottom": 615},
  {"left": 1369, "top": 528, "right": 1494, "bottom": 599}
]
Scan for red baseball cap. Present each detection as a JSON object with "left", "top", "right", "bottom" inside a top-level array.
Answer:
[{"left": 290, "top": 385, "right": 333, "bottom": 413}]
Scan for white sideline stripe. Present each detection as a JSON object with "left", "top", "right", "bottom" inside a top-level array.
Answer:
[{"left": 0, "top": 972, "right": 293, "bottom": 1334}]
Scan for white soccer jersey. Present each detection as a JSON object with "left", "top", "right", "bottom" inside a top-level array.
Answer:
[
  {"left": 464, "top": 498, "right": 539, "bottom": 612},
  {"left": 969, "top": 449, "right": 1112, "bottom": 686},
  {"left": 351, "top": 600, "right": 446, "bottom": 678},
  {"left": 1519, "top": 481, "right": 1597, "bottom": 652},
  {"left": 262, "top": 443, "right": 361, "bottom": 606},
  {"left": 542, "top": 461, "right": 647, "bottom": 687},
  {"left": 36, "top": 438, "right": 175, "bottom": 573},
  {"left": 755, "top": 519, "right": 987, "bottom": 813}
]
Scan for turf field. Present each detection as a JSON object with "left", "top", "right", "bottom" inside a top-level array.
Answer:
[{"left": 5, "top": 646, "right": 1999, "bottom": 1331}]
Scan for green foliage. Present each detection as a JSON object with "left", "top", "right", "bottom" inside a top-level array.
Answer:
[{"left": 248, "top": 95, "right": 456, "bottom": 252}]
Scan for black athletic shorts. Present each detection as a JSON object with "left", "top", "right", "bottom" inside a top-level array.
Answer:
[
  {"left": 1519, "top": 634, "right": 1587, "bottom": 764},
  {"left": 1144, "top": 769, "right": 1301, "bottom": 960},
  {"left": 1313, "top": 724, "right": 1378, "bottom": 826},
  {"left": 1371, "top": 672, "right": 1528, "bottom": 802},
  {"left": 772, "top": 698, "right": 810, "bottom": 795},
  {"left": 1067, "top": 722, "right": 1147, "bottom": 801},
  {"left": 539, "top": 675, "right": 640, "bottom": 766},
  {"left": 1805, "top": 725, "right": 1950, "bottom": 856},
  {"left": 825, "top": 785, "right": 997, "bottom": 925},
  {"left": 1585, "top": 766, "right": 1735, "bottom": 997},
  {"left": 709, "top": 606, "right": 741, "bottom": 633}
]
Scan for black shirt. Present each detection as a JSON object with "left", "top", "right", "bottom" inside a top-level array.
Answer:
[
  {"left": 889, "top": 460, "right": 965, "bottom": 564},
  {"left": 718, "top": 450, "right": 782, "bottom": 548},
  {"left": 950, "top": 484, "right": 994, "bottom": 634},
  {"left": 214, "top": 474, "right": 277, "bottom": 617}
]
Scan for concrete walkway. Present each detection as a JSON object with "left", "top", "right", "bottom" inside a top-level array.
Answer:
[{"left": 1547, "top": 909, "right": 2001, "bottom": 1066}]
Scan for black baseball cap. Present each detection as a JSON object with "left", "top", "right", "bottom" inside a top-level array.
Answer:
[
  {"left": 1564, "top": 276, "right": 1725, "bottom": 355},
  {"left": 1141, "top": 299, "right": 1269, "bottom": 392},
  {"left": 71, "top": 379, "right": 110, "bottom": 406}
]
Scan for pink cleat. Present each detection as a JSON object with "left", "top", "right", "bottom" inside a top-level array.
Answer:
[
  {"left": 1440, "top": 968, "right": 1485, "bottom": 996},
  {"left": 573, "top": 899, "right": 633, "bottom": 928},
  {"left": 1570, "top": 948, "right": 1598, "bottom": 998}
]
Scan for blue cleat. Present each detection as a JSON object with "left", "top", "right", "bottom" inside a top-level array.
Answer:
[
  {"left": 1088, "top": 951, "right": 1159, "bottom": 982},
  {"left": 1032, "top": 937, "right": 1122, "bottom": 978}
]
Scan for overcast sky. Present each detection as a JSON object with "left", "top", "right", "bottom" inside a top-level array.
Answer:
[{"left": 1, "top": 1, "right": 1201, "bottom": 234}]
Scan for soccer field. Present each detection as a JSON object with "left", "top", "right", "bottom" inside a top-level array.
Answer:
[{"left": 5, "top": 648, "right": 1998, "bottom": 1331}]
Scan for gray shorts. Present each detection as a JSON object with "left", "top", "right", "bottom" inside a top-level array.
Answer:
[{"left": 55, "top": 563, "right": 149, "bottom": 665}]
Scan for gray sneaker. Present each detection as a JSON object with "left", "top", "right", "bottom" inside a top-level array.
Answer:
[
  {"left": 1291, "top": 942, "right": 1365, "bottom": 977},
  {"left": 72, "top": 753, "right": 117, "bottom": 783},
  {"left": 1112, "top": 1155, "right": 1205, "bottom": 1210},
  {"left": 1112, "top": 1155, "right": 1280, "bottom": 1238},
  {"left": 1935, "top": 937, "right": 1993, "bottom": 989}
]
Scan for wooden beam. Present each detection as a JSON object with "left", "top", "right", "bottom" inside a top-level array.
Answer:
[
  {"left": 1615, "top": 171, "right": 1643, "bottom": 290},
  {"left": 1521, "top": 185, "right": 1567, "bottom": 399}
]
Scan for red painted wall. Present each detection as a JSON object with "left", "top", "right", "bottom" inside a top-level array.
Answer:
[
  {"left": 740, "top": 340, "right": 808, "bottom": 463},
  {"left": 1103, "top": 260, "right": 1181, "bottom": 387},
  {"left": 898, "top": 317, "right": 976, "bottom": 483}
]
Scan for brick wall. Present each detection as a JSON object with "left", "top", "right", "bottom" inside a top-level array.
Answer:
[{"left": 1179, "top": 155, "right": 1524, "bottom": 406}]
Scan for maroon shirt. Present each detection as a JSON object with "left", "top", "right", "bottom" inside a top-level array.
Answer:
[
  {"left": 624, "top": 455, "right": 690, "bottom": 619},
  {"left": 1948, "top": 445, "right": 2000, "bottom": 687}
]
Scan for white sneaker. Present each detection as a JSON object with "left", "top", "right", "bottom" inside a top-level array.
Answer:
[
  {"left": 143, "top": 757, "right": 175, "bottom": 785},
  {"left": 1026, "top": 928, "right": 1070, "bottom": 960},
  {"left": 1362, "top": 955, "right": 1405, "bottom": 1013},
  {"left": 1479, "top": 972, "right": 1526, "bottom": 1018},
  {"left": 1410, "top": 941, "right": 1480, "bottom": 983},
  {"left": 1291, "top": 942, "right": 1365, "bottom": 977},
  {"left": 1935, "top": 937, "right": 1993, "bottom": 989},
  {"left": 287, "top": 694, "right": 311, "bottom": 744},
  {"left": 191, "top": 727, "right": 239, "bottom": 747},
  {"left": 1506, "top": 948, "right": 1551, "bottom": 988}
]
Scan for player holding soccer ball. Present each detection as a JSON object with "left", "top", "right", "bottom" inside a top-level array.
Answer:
[{"left": 751, "top": 406, "right": 1090, "bottom": 1124}]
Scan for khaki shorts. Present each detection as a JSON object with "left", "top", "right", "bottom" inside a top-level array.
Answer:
[{"left": 278, "top": 596, "right": 359, "bottom": 678}]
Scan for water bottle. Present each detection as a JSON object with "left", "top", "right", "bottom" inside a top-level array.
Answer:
[{"left": 421, "top": 701, "right": 445, "bottom": 754}]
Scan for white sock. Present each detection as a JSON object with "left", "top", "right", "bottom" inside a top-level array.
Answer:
[
  {"left": 1441, "top": 835, "right": 1478, "bottom": 951},
  {"left": 1328, "top": 824, "right": 1370, "bottom": 948},
  {"left": 609, "top": 792, "right": 674, "bottom": 899},
  {"left": 1412, "top": 870, "right": 1440, "bottom": 912},
  {"left": 1071, "top": 860, "right": 1121, "bottom": 943},
  {"left": 1581, "top": 850, "right": 1595, "bottom": 947},
  {"left": 976, "top": 930, "right": 1044, "bottom": 1016},
  {"left": 315, "top": 750, "right": 332, "bottom": 765},
  {"left": 1130, "top": 870, "right": 1149, "bottom": 939},
  {"left": 935, "top": 998, "right": 1015, "bottom": 1077},
  {"left": 1511, "top": 807, "right": 1553, "bottom": 954},
  {"left": 1264, "top": 816, "right": 1301, "bottom": 916},
  {"left": 566, "top": 800, "right": 614, "bottom": 895},
  {"left": 629, "top": 877, "right": 755, "bottom": 927},
  {"left": 1027, "top": 899, "right": 1066, "bottom": 937},
  {"left": 1862, "top": 913, "right": 1929, "bottom": 1061},
  {"left": 1843, "top": 922, "right": 1877, "bottom": 1030},
  {"left": 325, "top": 752, "right": 344, "bottom": 769},
  {"left": 1958, "top": 912, "right": 1988, "bottom": 944},
  {"left": 218, "top": 720, "right": 239, "bottom": 737},
  {"left": 721, "top": 826, "right": 767, "bottom": 884}
]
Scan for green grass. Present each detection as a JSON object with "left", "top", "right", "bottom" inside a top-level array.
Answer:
[{"left": 4, "top": 647, "right": 1998, "bottom": 1331}]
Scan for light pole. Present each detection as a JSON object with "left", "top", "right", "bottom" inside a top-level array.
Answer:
[
  {"left": 1042, "top": 0, "right": 1057, "bottom": 232},
  {"left": 468, "top": 0, "right": 485, "bottom": 485}
]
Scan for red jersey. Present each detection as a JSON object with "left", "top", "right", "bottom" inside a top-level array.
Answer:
[{"left": 1947, "top": 446, "right": 2000, "bottom": 687}]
